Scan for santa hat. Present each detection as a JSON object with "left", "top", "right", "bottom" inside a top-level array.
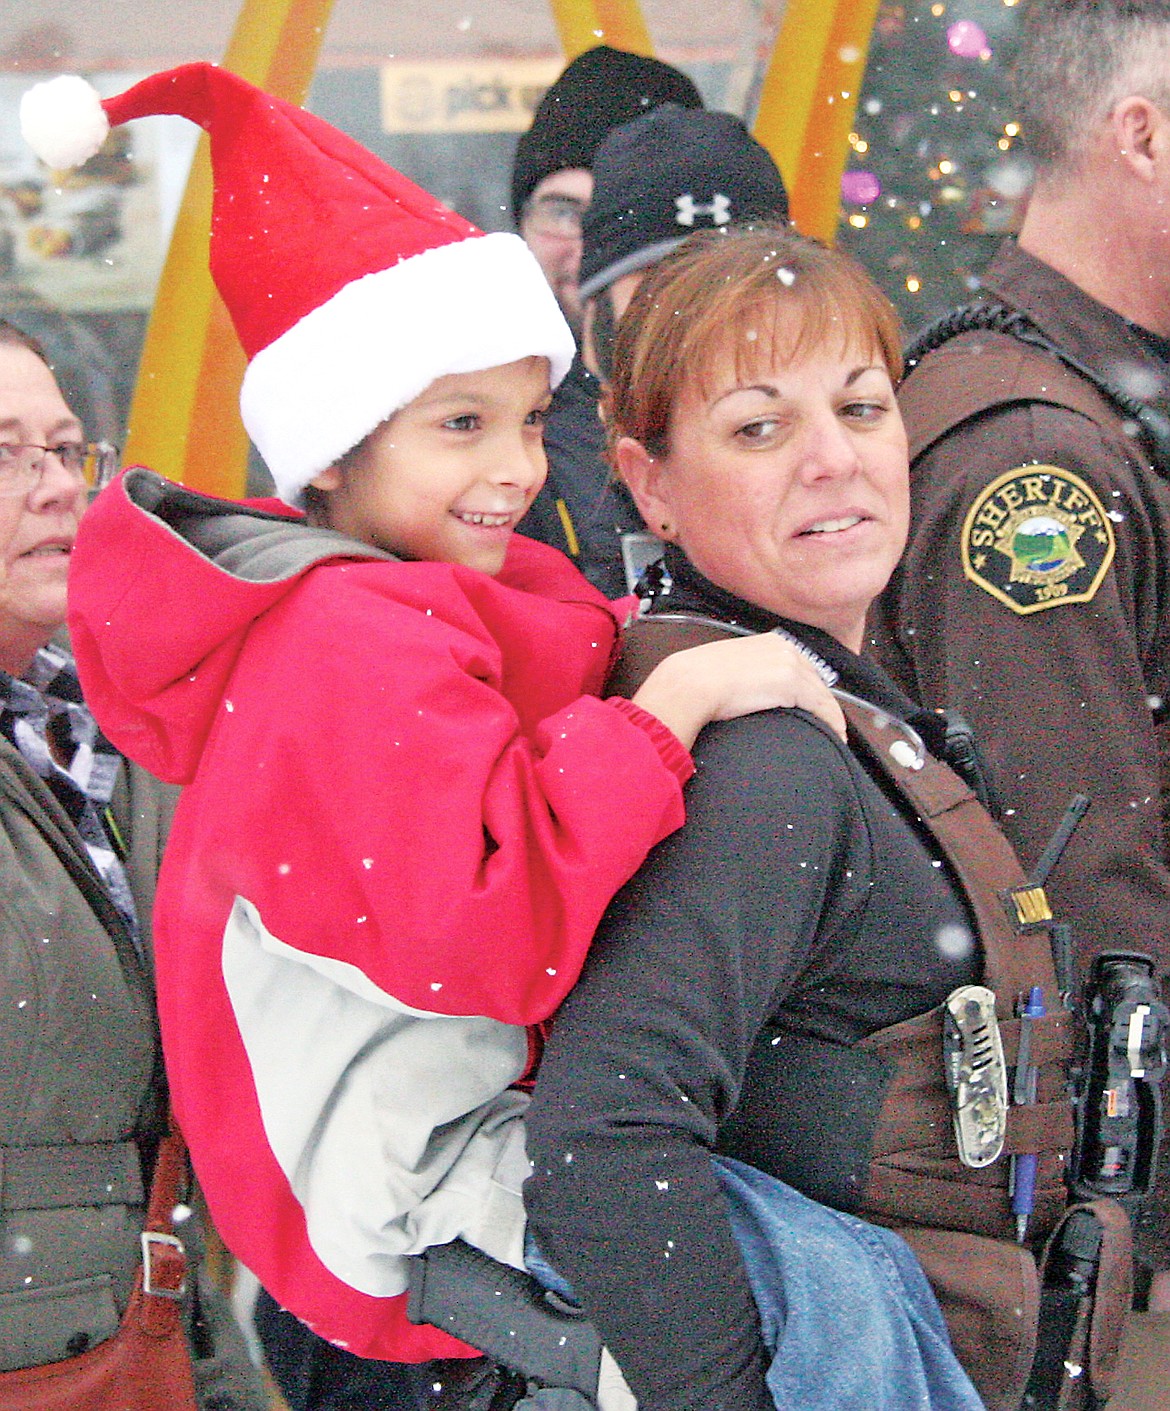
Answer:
[{"left": 21, "top": 64, "right": 575, "bottom": 505}]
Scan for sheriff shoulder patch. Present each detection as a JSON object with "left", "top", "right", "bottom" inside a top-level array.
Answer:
[{"left": 961, "top": 465, "right": 1116, "bottom": 614}]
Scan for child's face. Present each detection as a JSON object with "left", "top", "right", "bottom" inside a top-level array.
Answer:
[{"left": 310, "top": 356, "right": 551, "bottom": 575}]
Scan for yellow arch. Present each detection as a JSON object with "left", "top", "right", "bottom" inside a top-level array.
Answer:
[
  {"left": 547, "top": 0, "right": 881, "bottom": 243},
  {"left": 546, "top": 0, "right": 653, "bottom": 58},
  {"left": 754, "top": 0, "right": 881, "bottom": 243},
  {"left": 123, "top": 0, "right": 336, "bottom": 497}
]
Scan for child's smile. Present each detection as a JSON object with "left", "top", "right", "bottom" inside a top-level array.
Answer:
[{"left": 310, "top": 356, "right": 552, "bottom": 576}]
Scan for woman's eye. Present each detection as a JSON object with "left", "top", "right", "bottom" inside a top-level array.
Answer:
[
  {"left": 443, "top": 414, "right": 480, "bottom": 432},
  {"left": 736, "top": 417, "right": 780, "bottom": 442},
  {"left": 841, "top": 399, "right": 889, "bottom": 422},
  {"left": 525, "top": 406, "right": 550, "bottom": 428}
]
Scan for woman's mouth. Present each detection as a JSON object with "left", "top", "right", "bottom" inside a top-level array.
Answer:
[
  {"left": 801, "top": 514, "right": 865, "bottom": 536},
  {"left": 20, "top": 541, "right": 72, "bottom": 558}
]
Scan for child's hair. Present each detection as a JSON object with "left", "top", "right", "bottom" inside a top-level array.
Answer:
[
  {"left": 301, "top": 484, "right": 329, "bottom": 525},
  {"left": 604, "top": 224, "right": 903, "bottom": 461},
  {"left": 300, "top": 424, "right": 372, "bottom": 526}
]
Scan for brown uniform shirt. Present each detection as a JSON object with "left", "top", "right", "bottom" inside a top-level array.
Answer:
[{"left": 870, "top": 240, "right": 1170, "bottom": 1266}]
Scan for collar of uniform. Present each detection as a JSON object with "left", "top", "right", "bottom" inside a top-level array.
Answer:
[
  {"left": 648, "top": 543, "right": 949, "bottom": 751},
  {"left": 983, "top": 240, "right": 1170, "bottom": 392}
]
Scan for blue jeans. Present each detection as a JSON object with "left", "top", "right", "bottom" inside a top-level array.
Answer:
[
  {"left": 714, "top": 1156, "right": 985, "bottom": 1411},
  {"left": 526, "top": 1158, "right": 985, "bottom": 1411}
]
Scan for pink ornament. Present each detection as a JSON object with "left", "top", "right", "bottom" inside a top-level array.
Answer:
[
  {"left": 841, "top": 170, "right": 881, "bottom": 205},
  {"left": 947, "top": 20, "right": 988, "bottom": 59}
]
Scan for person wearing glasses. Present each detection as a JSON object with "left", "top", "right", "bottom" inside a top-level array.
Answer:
[
  {"left": 510, "top": 45, "right": 701, "bottom": 337},
  {"left": 0, "top": 320, "right": 267, "bottom": 1410},
  {"left": 0, "top": 323, "right": 131, "bottom": 935},
  {"left": 0, "top": 342, "right": 114, "bottom": 679},
  {"left": 519, "top": 105, "right": 791, "bottom": 598}
]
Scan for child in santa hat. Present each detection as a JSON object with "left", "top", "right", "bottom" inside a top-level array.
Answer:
[{"left": 22, "top": 64, "right": 839, "bottom": 1400}]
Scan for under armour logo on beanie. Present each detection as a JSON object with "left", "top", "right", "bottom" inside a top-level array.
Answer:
[
  {"left": 579, "top": 104, "right": 790, "bottom": 301},
  {"left": 674, "top": 193, "right": 733, "bottom": 227}
]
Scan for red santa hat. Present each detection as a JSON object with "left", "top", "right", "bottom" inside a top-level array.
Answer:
[{"left": 20, "top": 64, "right": 575, "bottom": 504}]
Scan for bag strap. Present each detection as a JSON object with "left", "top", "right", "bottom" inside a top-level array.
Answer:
[{"left": 132, "top": 1114, "right": 190, "bottom": 1337}]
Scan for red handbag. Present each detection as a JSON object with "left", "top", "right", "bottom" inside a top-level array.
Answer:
[{"left": 0, "top": 1124, "right": 198, "bottom": 1411}]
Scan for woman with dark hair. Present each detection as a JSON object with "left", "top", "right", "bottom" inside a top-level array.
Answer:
[{"left": 524, "top": 227, "right": 1080, "bottom": 1411}]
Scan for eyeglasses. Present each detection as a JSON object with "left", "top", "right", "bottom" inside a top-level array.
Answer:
[
  {"left": 522, "top": 193, "right": 587, "bottom": 239},
  {"left": 0, "top": 441, "right": 120, "bottom": 497}
]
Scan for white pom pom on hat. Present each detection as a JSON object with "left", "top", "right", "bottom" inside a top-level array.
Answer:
[
  {"left": 18, "top": 62, "right": 574, "bottom": 506},
  {"left": 21, "top": 74, "right": 111, "bottom": 170}
]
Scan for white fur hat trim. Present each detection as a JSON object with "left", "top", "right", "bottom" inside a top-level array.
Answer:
[
  {"left": 20, "top": 75, "right": 110, "bottom": 170},
  {"left": 241, "top": 231, "right": 576, "bottom": 506}
]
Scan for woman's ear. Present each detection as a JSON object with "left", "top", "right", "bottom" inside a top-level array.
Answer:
[{"left": 614, "top": 436, "right": 673, "bottom": 538}]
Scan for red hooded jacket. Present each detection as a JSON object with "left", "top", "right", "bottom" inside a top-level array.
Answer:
[{"left": 67, "top": 469, "right": 691, "bottom": 1360}]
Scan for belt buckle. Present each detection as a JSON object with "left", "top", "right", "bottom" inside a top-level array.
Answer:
[{"left": 141, "top": 1230, "right": 187, "bottom": 1299}]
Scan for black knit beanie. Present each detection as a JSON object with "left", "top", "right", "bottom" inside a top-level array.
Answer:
[
  {"left": 579, "top": 105, "right": 789, "bottom": 299},
  {"left": 510, "top": 46, "right": 702, "bottom": 223}
]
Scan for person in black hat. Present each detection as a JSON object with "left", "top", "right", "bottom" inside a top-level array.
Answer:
[
  {"left": 519, "top": 104, "right": 790, "bottom": 597},
  {"left": 511, "top": 46, "right": 702, "bottom": 339}
]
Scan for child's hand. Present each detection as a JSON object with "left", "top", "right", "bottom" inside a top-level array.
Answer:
[{"left": 630, "top": 632, "right": 847, "bottom": 751}]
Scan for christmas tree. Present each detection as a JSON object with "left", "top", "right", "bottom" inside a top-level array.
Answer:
[{"left": 837, "top": 0, "right": 1030, "bottom": 333}]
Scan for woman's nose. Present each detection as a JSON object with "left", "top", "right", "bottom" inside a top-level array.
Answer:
[
  {"left": 28, "top": 452, "right": 85, "bottom": 511},
  {"left": 796, "top": 413, "right": 863, "bottom": 482}
]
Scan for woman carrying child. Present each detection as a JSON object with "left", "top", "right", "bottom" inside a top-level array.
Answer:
[{"left": 24, "top": 65, "right": 840, "bottom": 1401}]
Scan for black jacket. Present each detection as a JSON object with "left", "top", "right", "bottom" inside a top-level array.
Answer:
[
  {"left": 525, "top": 554, "right": 982, "bottom": 1411},
  {"left": 518, "top": 355, "right": 645, "bottom": 598}
]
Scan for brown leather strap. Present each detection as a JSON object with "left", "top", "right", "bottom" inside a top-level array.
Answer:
[
  {"left": 605, "top": 611, "right": 750, "bottom": 699},
  {"left": 134, "top": 1118, "right": 189, "bottom": 1338},
  {"left": 870, "top": 1094, "right": 1073, "bottom": 1160},
  {"left": 839, "top": 698, "right": 1061, "bottom": 1009}
]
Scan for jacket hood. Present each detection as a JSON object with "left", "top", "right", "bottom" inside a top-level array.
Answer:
[
  {"left": 68, "top": 468, "right": 396, "bottom": 783},
  {"left": 69, "top": 469, "right": 617, "bottom": 786}
]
